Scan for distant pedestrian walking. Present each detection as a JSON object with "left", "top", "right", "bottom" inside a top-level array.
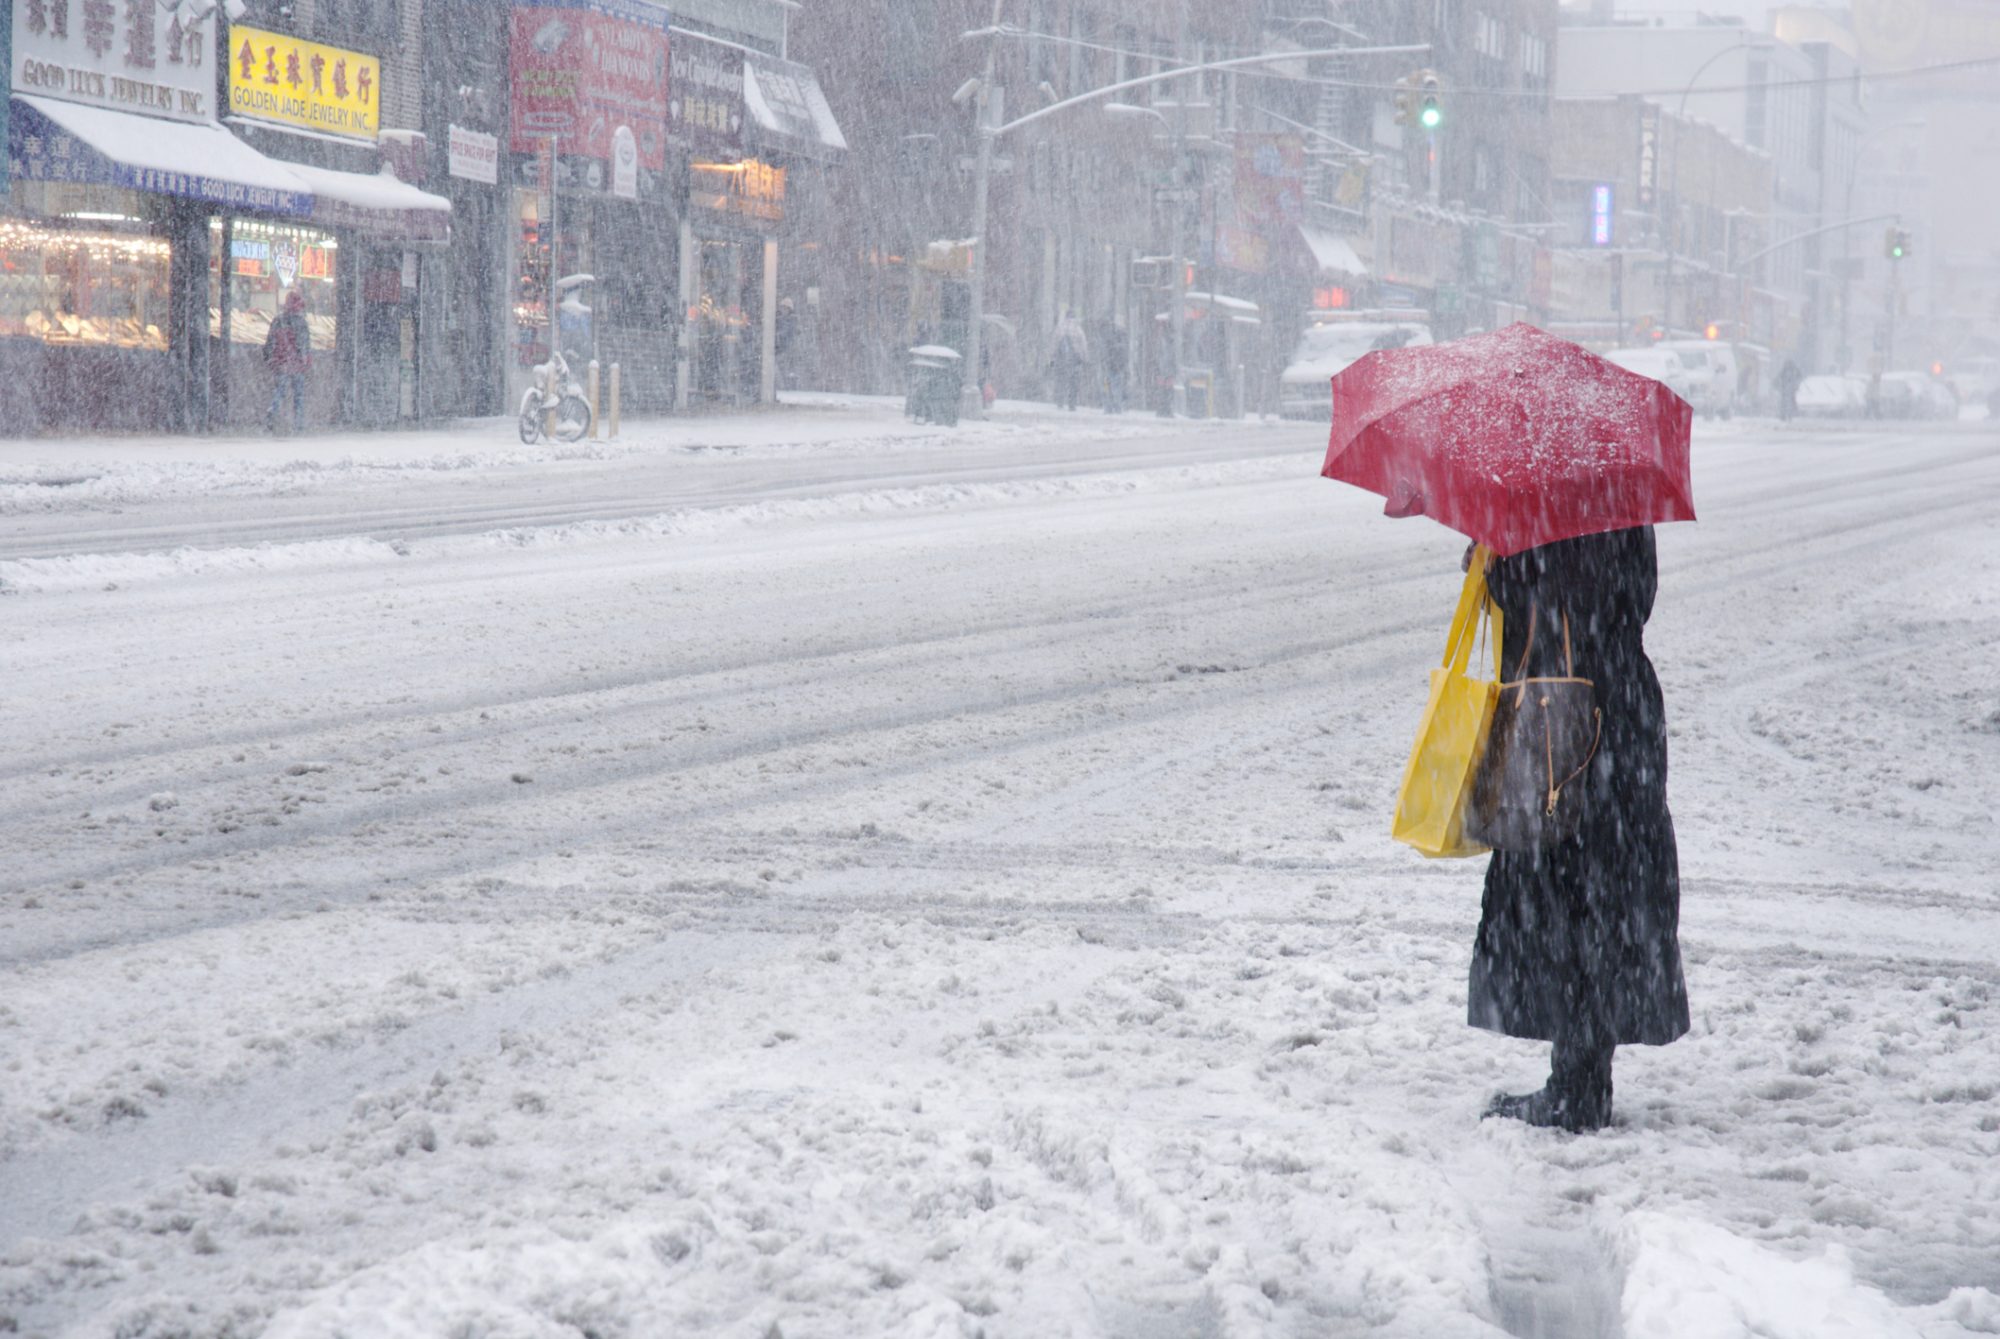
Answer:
[
  {"left": 1098, "top": 318, "right": 1129, "bottom": 414},
  {"left": 1050, "top": 310, "right": 1090, "bottom": 411},
  {"left": 1775, "top": 357, "right": 1803, "bottom": 421},
  {"left": 263, "top": 290, "right": 310, "bottom": 435},
  {"left": 1151, "top": 322, "right": 1176, "bottom": 417}
]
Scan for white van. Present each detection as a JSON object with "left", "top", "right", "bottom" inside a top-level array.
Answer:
[
  {"left": 1657, "top": 341, "right": 1738, "bottom": 417},
  {"left": 1604, "top": 346, "right": 1701, "bottom": 407},
  {"left": 1279, "top": 321, "right": 1433, "bottom": 420}
]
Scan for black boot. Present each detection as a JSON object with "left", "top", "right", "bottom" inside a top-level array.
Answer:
[{"left": 1484, "top": 1038, "right": 1614, "bottom": 1133}]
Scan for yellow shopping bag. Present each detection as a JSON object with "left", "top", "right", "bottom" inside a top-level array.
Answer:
[{"left": 1390, "top": 548, "right": 1504, "bottom": 858}]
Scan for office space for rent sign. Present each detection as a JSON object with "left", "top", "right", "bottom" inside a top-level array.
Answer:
[{"left": 229, "top": 25, "right": 380, "bottom": 141}]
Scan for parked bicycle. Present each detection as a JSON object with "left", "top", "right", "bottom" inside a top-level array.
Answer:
[{"left": 519, "top": 349, "right": 594, "bottom": 444}]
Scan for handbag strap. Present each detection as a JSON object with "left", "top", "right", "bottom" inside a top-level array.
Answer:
[
  {"left": 1441, "top": 546, "right": 1495, "bottom": 676},
  {"left": 1508, "top": 601, "right": 1578, "bottom": 682}
]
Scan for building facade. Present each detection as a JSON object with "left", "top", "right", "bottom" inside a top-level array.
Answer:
[
  {"left": 1554, "top": 17, "right": 1864, "bottom": 369},
  {"left": 3, "top": 0, "right": 454, "bottom": 437}
]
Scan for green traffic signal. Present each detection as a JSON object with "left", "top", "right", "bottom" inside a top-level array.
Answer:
[{"left": 1420, "top": 98, "right": 1442, "bottom": 130}]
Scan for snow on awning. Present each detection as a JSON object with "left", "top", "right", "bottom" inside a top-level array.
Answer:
[
  {"left": 743, "top": 55, "right": 847, "bottom": 163},
  {"left": 1186, "top": 291, "right": 1261, "bottom": 314},
  {"left": 1298, "top": 224, "right": 1369, "bottom": 279},
  {"left": 9, "top": 95, "right": 313, "bottom": 217},
  {"left": 284, "top": 162, "right": 452, "bottom": 249}
]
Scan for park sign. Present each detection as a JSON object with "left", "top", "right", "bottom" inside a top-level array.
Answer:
[
  {"left": 228, "top": 24, "right": 381, "bottom": 142},
  {"left": 11, "top": 0, "right": 216, "bottom": 123}
]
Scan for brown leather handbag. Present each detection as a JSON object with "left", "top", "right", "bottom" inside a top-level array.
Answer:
[{"left": 1464, "top": 601, "right": 1603, "bottom": 851}]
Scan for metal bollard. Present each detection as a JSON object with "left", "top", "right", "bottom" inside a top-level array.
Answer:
[
  {"left": 608, "top": 363, "right": 622, "bottom": 439},
  {"left": 587, "top": 360, "right": 601, "bottom": 439}
]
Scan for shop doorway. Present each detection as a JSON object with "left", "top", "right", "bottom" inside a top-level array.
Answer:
[{"left": 692, "top": 235, "right": 764, "bottom": 406}]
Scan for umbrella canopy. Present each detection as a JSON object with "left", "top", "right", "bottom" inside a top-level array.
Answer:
[{"left": 1321, "top": 323, "right": 1695, "bottom": 557}]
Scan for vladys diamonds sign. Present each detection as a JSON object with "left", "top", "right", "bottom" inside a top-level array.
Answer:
[
  {"left": 12, "top": 0, "right": 216, "bottom": 122},
  {"left": 509, "top": 0, "right": 670, "bottom": 172}
]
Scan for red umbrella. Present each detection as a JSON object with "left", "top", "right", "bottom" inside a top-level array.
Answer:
[{"left": 1320, "top": 323, "right": 1695, "bottom": 557}]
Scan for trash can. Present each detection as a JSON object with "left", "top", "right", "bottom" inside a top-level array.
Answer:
[{"left": 906, "top": 345, "right": 964, "bottom": 426}]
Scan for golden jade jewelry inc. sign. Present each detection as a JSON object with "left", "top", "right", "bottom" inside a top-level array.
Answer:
[{"left": 228, "top": 25, "right": 379, "bottom": 141}]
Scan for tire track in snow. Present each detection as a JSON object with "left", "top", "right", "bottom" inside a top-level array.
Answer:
[{"left": 0, "top": 620, "right": 1423, "bottom": 968}]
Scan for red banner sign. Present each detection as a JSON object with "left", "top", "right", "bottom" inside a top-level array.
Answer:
[
  {"left": 508, "top": 0, "right": 669, "bottom": 171},
  {"left": 1217, "top": 134, "right": 1305, "bottom": 275}
]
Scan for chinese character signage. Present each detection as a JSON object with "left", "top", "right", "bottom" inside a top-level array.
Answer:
[
  {"left": 12, "top": 0, "right": 214, "bottom": 122},
  {"left": 228, "top": 24, "right": 380, "bottom": 141},
  {"left": 669, "top": 32, "right": 741, "bottom": 153},
  {"left": 509, "top": 0, "right": 669, "bottom": 172}
]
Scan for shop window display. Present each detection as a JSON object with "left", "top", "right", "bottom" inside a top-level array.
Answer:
[
  {"left": 514, "top": 188, "right": 591, "bottom": 370},
  {"left": 514, "top": 189, "right": 550, "bottom": 367},
  {"left": 209, "top": 219, "right": 340, "bottom": 352},
  {"left": 0, "top": 219, "right": 171, "bottom": 352}
]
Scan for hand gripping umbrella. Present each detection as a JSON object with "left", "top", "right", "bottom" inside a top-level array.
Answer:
[{"left": 1320, "top": 323, "right": 1695, "bottom": 556}]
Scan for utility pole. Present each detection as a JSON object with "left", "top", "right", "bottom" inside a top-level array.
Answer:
[
  {"left": 962, "top": 0, "right": 1005, "bottom": 419},
  {"left": 1167, "top": 0, "right": 1188, "bottom": 417}
]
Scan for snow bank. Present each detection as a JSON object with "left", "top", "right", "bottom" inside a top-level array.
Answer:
[
  {"left": 1616, "top": 1210, "right": 2000, "bottom": 1339},
  {"left": 0, "top": 453, "right": 1306, "bottom": 595}
]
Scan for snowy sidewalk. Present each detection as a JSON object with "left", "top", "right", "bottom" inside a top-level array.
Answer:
[{"left": 0, "top": 391, "right": 1219, "bottom": 474}]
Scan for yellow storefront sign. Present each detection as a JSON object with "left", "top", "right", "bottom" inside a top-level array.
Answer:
[{"left": 228, "top": 26, "right": 380, "bottom": 142}]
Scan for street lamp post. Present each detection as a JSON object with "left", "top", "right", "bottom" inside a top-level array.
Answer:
[
  {"left": 961, "top": 0, "right": 1005, "bottom": 419},
  {"left": 1662, "top": 42, "right": 1757, "bottom": 336},
  {"left": 1167, "top": 0, "right": 1189, "bottom": 416}
]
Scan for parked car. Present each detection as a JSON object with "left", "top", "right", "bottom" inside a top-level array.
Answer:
[
  {"left": 1278, "top": 320, "right": 1433, "bottom": 420},
  {"left": 1796, "top": 374, "right": 1869, "bottom": 418},
  {"left": 1879, "top": 371, "right": 1957, "bottom": 420},
  {"left": 1946, "top": 356, "right": 1997, "bottom": 410},
  {"left": 1604, "top": 346, "right": 1701, "bottom": 407}
]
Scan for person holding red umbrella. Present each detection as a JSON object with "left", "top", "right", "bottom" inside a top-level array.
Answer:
[
  {"left": 1466, "top": 526, "right": 1688, "bottom": 1131},
  {"left": 1324, "top": 324, "right": 1693, "bottom": 1132}
]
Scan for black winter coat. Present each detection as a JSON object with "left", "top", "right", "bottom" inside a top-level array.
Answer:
[{"left": 1468, "top": 526, "right": 1690, "bottom": 1047}]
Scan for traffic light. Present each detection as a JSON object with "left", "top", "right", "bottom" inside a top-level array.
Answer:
[
  {"left": 1418, "top": 72, "right": 1443, "bottom": 130},
  {"left": 1704, "top": 322, "right": 1721, "bottom": 341},
  {"left": 1885, "top": 227, "right": 1911, "bottom": 261},
  {"left": 1393, "top": 75, "right": 1415, "bottom": 126}
]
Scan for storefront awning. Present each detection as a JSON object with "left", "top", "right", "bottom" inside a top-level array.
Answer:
[
  {"left": 9, "top": 95, "right": 313, "bottom": 217},
  {"left": 284, "top": 163, "right": 452, "bottom": 249},
  {"left": 743, "top": 55, "right": 847, "bottom": 163},
  {"left": 1298, "top": 224, "right": 1369, "bottom": 279}
]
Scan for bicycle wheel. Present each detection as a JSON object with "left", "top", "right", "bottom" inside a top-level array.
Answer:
[
  {"left": 552, "top": 394, "right": 593, "bottom": 443},
  {"left": 518, "top": 391, "right": 544, "bottom": 444}
]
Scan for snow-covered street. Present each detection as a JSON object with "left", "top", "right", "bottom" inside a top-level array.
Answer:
[{"left": 3, "top": 401, "right": 1999, "bottom": 1338}]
